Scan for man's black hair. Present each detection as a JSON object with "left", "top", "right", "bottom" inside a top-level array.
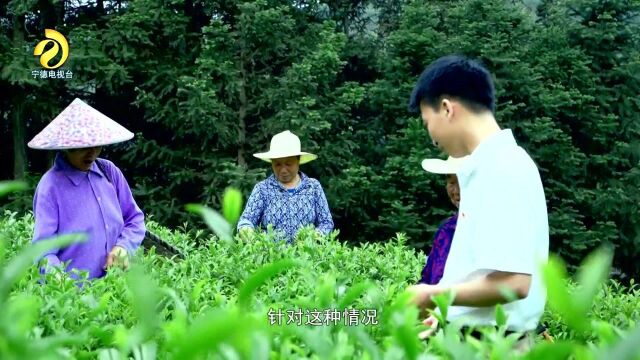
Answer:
[{"left": 408, "top": 55, "right": 495, "bottom": 114}]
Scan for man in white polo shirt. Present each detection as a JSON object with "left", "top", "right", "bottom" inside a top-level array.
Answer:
[{"left": 406, "top": 55, "right": 549, "bottom": 347}]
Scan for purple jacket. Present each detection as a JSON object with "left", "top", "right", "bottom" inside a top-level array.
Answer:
[
  {"left": 419, "top": 213, "right": 458, "bottom": 285},
  {"left": 32, "top": 153, "right": 145, "bottom": 279}
]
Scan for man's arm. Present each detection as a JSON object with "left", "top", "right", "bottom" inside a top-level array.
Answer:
[
  {"left": 450, "top": 271, "right": 531, "bottom": 306},
  {"left": 410, "top": 271, "right": 531, "bottom": 315}
]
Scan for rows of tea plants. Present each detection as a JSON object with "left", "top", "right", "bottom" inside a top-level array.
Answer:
[{"left": 1, "top": 181, "right": 639, "bottom": 359}]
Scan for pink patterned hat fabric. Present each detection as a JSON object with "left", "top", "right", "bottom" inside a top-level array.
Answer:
[{"left": 28, "top": 98, "right": 134, "bottom": 150}]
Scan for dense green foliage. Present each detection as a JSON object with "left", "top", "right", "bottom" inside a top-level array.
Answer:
[
  {"left": 1, "top": 178, "right": 640, "bottom": 359},
  {"left": 1, "top": 0, "right": 639, "bottom": 278}
]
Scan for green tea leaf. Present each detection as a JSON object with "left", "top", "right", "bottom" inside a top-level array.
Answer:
[
  {"left": 222, "top": 187, "right": 243, "bottom": 225},
  {"left": 249, "top": 332, "right": 271, "bottom": 360},
  {"left": 4, "top": 294, "right": 41, "bottom": 333},
  {"left": 392, "top": 321, "right": 420, "bottom": 360},
  {"left": 541, "top": 255, "right": 588, "bottom": 332},
  {"left": 345, "top": 326, "right": 381, "bottom": 360},
  {"left": 28, "top": 332, "right": 89, "bottom": 353},
  {"left": 317, "top": 274, "right": 336, "bottom": 308},
  {"left": 598, "top": 322, "right": 640, "bottom": 360},
  {"left": 574, "top": 246, "right": 613, "bottom": 316},
  {"left": 170, "top": 309, "right": 244, "bottom": 359},
  {"left": 592, "top": 320, "right": 619, "bottom": 346},
  {"left": 498, "top": 285, "right": 518, "bottom": 303},
  {"left": 495, "top": 304, "right": 507, "bottom": 328},
  {"left": 126, "top": 266, "right": 160, "bottom": 343},
  {"left": 238, "top": 259, "right": 298, "bottom": 309},
  {"left": 161, "top": 288, "right": 188, "bottom": 320},
  {"left": 132, "top": 341, "right": 157, "bottom": 360},
  {"left": 98, "top": 348, "right": 121, "bottom": 360},
  {"left": 440, "top": 327, "right": 480, "bottom": 360},
  {"left": 338, "top": 281, "right": 374, "bottom": 309},
  {"left": 284, "top": 325, "right": 332, "bottom": 358},
  {"left": 431, "top": 289, "right": 455, "bottom": 327},
  {"left": 185, "top": 204, "right": 233, "bottom": 242},
  {"left": 0, "top": 233, "right": 86, "bottom": 302},
  {"left": 522, "top": 341, "right": 576, "bottom": 360}
]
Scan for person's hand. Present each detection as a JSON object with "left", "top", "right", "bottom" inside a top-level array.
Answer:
[
  {"left": 418, "top": 315, "right": 440, "bottom": 340},
  {"left": 407, "top": 284, "right": 444, "bottom": 318},
  {"left": 238, "top": 227, "right": 254, "bottom": 242},
  {"left": 105, "top": 246, "right": 129, "bottom": 270}
]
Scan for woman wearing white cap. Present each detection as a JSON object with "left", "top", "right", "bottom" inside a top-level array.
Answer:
[
  {"left": 237, "top": 130, "right": 334, "bottom": 242},
  {"left": 29, "top": 98, "right": 146, "bottom": 280},
  {"left": 417, "top": 155, "right": 467, "bottom": 285}
]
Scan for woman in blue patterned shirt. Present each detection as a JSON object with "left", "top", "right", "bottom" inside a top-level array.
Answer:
[
  {"left": 237, "top": 130, "right": 334, "bottom": 242},
  {"left": 418, "top": 155, "right": 467, "bottom": 284}
]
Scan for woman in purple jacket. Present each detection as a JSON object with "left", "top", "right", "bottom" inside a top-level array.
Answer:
[
  {"left": 418, "top": 155, "right": 467, "bottom": 285},
  {"left": 28, "top": 98, "right": 146, "bottom": 280}
]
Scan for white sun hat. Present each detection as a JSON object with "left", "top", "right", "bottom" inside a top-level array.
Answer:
[
  {"left": 253, "top": 130, "right": 318, "bottom": 164},
  {"left": 27, "top": 98, "right": 134, "bottom": 150},
  {"left": 421, "top": 155, "right": 469, "bottom": 174}
]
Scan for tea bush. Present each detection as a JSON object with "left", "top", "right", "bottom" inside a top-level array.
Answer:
[{"left": 1, "top": 181, "right": 639, "bottom": 359}]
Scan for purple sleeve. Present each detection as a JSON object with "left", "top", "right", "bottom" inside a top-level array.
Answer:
[
  {"left": 32, "top": 180, "right": 62, "bottom": 269},
  {"left": 419, "top": 215, "right": 456, "bottom": 284},
  {"left": 111, "top": 165, "right": 146, "bottom": 254},
  {"left": 419, "top": 229, "right": 446, "bottom": 285}
]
